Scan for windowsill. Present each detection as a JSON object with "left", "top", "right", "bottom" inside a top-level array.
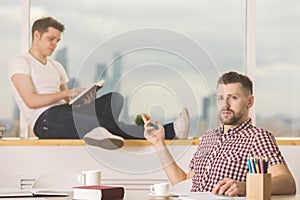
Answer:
[{"left": 0, "top": 137, "right": 300, "bottom": 146}]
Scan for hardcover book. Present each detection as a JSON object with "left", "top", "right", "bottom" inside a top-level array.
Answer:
[{"left": 73, "top": 185, "right": 125, "bottom": 200}]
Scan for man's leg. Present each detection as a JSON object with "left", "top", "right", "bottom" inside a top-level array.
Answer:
[
  {"left": 92, "top": 92, "right": 149, "bottom": 139},
  {"left": 81, "top": 92, "right": 146, "bottom": 139},
  {"left": 91, "top": 92, "right": 177, "bottom": 139},
  {"left": 34, "top": 104, "right": 99, "bottom": 139}
]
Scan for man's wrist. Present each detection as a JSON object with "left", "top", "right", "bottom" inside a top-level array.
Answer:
[
  {"left": 155, "top": 142, "right": 175, "bottom": 167},
  {"left": 154, "top": 140, "right": 167, "bottom": 151},
  {"left": 63, "top": 90, "right": 70, "bottom": 98}
]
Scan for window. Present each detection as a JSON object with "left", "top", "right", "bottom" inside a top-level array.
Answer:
[
  {"left": 0, "top": 0, "right": 21, "bottom": 137},
  {"left": 256, "top": 0, "right": 300, "bottom": 137},
  {"left": 7, "top": 1, "right": 287, "bottom": 138},
  {"left": 5, "top": 1, "right": 300, "bottom": 139},
  {"left": 29, "top": 0, "right": 245, "bottom": 138}
]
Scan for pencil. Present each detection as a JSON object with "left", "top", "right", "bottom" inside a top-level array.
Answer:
[
  {"left": 248, "top": 158, "right": 253, "bottom": 173},
  {"left": 259, "top": 157, "right": 265, "bottom": 174},
  {"left": 254, "top": 158, "right": 260, "bottom": 174},
  {"left": 251, "top": 157, "right": 256, "bottom": 173}
]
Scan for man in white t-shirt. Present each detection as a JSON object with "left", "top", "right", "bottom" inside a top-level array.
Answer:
[{"left": 8, "top": 16, "right": 190, "bottom": 149}]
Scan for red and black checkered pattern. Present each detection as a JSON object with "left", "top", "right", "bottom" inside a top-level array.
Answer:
[{"left": 189, "top": 118, "right": 285, "bottom": 192}]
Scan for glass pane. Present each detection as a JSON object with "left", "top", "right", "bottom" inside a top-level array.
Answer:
[
  {"left": 256, "top": 0, "right": 300, "bottom": 137},
  {"left": 29, "top": 0, "right": 245, "bottom": 138},
  {"left": 0, "top": 0, "right": 22, "bottom": 137}
]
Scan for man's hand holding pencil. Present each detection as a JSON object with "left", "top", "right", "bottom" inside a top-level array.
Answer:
[{"left": 138, "top": 113, "right": 166, "bottom": 148}]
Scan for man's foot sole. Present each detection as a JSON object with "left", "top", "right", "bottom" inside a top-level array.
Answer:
[{"left": 84, "top": 137, "right": 124, "bottom": 150}]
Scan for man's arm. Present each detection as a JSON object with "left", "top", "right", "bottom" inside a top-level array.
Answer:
[
  {"left": 212, "top": 163, "right": 296, "bottom": 196},
  {"left": 268, "top": 163, "right": 296, "bottom": 194},
  {"left": 60, "top": 83, "right": 71, "bottom": 103},
  {"left": 152, "top": 137, "right": 194, "bottom": 185},
  {"left": 143, "top": 115, "right": 192, "bottom": 185},
  {"left": 11, "top": 74, "right": 82, "bottom": 109}
]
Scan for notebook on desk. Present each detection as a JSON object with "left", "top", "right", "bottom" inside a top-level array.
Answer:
[
  {"left": 0, "top": 188, "right": 68, "bottom": 198},
  {"left": 0, "top": 198, "right": 45, "bottom": 200}
]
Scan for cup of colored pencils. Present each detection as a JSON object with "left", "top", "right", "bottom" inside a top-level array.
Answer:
[{"left": 246, "top": 157, "right": 271, "bottom": 200}]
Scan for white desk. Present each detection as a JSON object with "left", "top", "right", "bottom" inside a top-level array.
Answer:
[
  {"left": 2, "top": 191, "right": 299, "bottom": 200},
  {"left": 124, "top": 190, "right": 300, "bottom": 200}
]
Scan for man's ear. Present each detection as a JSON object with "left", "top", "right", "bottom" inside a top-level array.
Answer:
[
  {"left": 33, "top": 30, "right": 41, "bottom": 40},
  {"left": 247, "top": 95, "right": 254, "bottom": 109}
]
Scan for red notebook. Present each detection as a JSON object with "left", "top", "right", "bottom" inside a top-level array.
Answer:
[{"left": 73, "top": 185, "right": 124, "bottom": 200}]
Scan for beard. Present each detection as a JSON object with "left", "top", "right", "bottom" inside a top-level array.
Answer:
[{"left": 219, "top": 109, "right": 244, "bottom": 125}]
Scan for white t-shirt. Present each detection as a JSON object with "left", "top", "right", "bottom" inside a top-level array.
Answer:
[{"left": 8, "top": 52, "right": 69, "bottom": 129}]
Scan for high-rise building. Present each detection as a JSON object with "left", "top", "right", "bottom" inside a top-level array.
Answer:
[{"left": 55, "top": 47, "right": 68, "bottom": 73}]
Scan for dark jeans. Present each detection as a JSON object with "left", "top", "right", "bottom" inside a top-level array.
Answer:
[{"left": 33, "top": 92, "right": 176, "bottom": 139}]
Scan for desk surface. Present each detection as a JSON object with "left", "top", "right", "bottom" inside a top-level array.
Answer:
[
  {"left": 124, "top": 191, "right": 300, "bottom": 200},
  {"left": 35, "top": 191, "right": 300, "bottom": 200},
  {"left": 1, "top": 191, "right": 298, "bottom": 200}
]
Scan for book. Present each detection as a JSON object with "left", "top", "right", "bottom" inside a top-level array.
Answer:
[
  {"left": 69, "top": 80, "right": 105, "bottom": 106},
  {"left": 0, "top": 188, "right": 69, "bottom": 197},
  {"left": 73, "top": 185, "right": 125, "bottom": 200}
]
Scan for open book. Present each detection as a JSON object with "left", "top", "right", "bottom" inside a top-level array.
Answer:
[
  {"left": 69, "top": 80, "right": 105, "bottom": 106},
  {"left": 0, "top": 188, "right": 69, "bottom": 197}
]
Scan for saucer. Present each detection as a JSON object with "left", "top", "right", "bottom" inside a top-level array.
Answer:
[{"left": 149, "top": 193, "right": 173, "bottom": 199}]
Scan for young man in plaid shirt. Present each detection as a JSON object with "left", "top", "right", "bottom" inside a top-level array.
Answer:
[{"left": 143, "top": 71, "right": 296, "bottom": 196}]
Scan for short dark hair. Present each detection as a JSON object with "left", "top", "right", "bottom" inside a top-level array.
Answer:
[
  {"left": 32, "top": 17, "right": 65, "bottom": 39},
  {"left": 217, "top": 71, "right": 253, "bottom": 95}
]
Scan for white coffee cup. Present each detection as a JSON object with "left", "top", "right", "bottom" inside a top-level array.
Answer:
[
  {"left": 150, "top": 182, "right": 170, "bottom": 195},
  {"left": 78, "top": 170, "right": 101, "bottom": 186}
]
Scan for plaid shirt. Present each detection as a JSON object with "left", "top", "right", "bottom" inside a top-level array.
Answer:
[{"left": 189, "top": 118, "right": 285, "bottom": 192}]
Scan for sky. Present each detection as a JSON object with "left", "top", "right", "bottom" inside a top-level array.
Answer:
[{"left": 1, "top": 0, "right": 300, "bottom": 127}]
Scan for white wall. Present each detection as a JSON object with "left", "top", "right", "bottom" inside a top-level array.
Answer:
[
  {"left": 0, "top": 145, "right": 195, "bottom": 190},
  {"left": 0, "top": 145, "right": 299, "bottom": 193}
]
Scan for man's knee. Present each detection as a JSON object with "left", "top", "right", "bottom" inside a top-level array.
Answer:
[{"left": 103, "top": 92, "right": 124, "bottom": 106}]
